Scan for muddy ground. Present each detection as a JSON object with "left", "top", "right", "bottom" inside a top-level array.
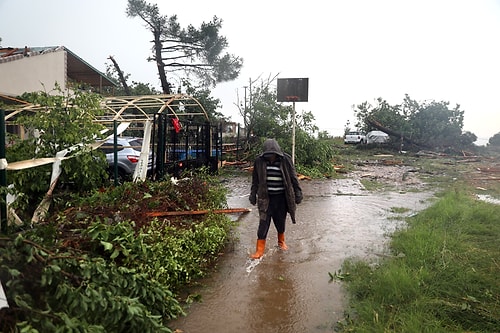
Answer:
[
  {"left": 169, "top": 159, "right": 457, "bottom": 332},
  {"left": 168, "top": 153, "right": 500, "bottom": 333}
]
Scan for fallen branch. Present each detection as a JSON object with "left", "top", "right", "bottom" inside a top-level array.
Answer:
[
  {"left": 472, "top": 178, "right": 500, "bottom": 181},
  {"left": 477, "top": 167, "right": 500, "bottom": 173},
  {"left": 456, "top": 158, "right": 481, "bottom": 163},
  {"left": 222, "top": 160, "right": 248, "bottom": 166},
  {"left": 147, "top": 207, "right": 251, "bottom": 217}
]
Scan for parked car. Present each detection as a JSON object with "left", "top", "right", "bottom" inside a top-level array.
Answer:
[
  {"left": 99, "top": 137, "right": 152, "bottom": 182},
  {"left": 366, "top": 130, "right": 390, "bottom": 144},
  {"left": 344, "top": 131, "right": 366, "bottom": 144}
]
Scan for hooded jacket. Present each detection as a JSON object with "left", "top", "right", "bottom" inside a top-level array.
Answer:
[{"left": 250, "top": 139, "right": 303, "bottom": 223}]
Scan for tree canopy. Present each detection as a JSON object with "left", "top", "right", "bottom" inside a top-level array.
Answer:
[
  {"left": 352, "top": 94, "right": 477, "bottom": 150},
  {"left": 126, "top": 0, "right": 243, "bottom": 94},
  {"left": 488, "top": 132, "right": 500, "bottom": 147}
]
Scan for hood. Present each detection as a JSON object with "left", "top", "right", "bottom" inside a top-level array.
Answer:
[{"left": 261, "top": 139, "right": 284, "bottom": 157}]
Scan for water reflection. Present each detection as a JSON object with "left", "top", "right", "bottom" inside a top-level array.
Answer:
[{"left": 247, "top": 255, "right": 299, "bottom": 331}]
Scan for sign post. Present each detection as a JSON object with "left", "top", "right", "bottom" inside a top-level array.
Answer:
[{"left": 276, "top": 78, "right": 309, "bottom": 164}]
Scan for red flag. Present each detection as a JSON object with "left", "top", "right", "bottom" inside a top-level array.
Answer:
[{"left": 171, "top": 118, "right": 181, "bottom": 133}]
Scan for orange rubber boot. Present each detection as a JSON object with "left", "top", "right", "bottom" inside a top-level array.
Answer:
[
  {"left": 250, "top": 239, "right": 266, "bottom": 259},
  {"left": 278, "top": 233, "right": 288, "bottom": 250}
]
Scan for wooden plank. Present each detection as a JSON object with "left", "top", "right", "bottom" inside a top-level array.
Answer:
[{"left": 147, "top": 208, "right": 251, "bottom": 217}]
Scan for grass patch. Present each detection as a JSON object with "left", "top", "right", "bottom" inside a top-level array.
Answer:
[
  {"left": 390, "top": 206, "right": 411, "bottom": 214},
  {"left": 386, "top": 206, "right": 412, "bottom": 221},
  {"left": 338, "top": 190, "right": 500, "bottom": 332},
  {"left": 359, "top": 178, "right": 391, "bottom": 191}
]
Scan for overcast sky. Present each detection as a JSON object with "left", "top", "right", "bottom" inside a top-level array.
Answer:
[{"left": 1, "top": 0, "right": 499, "bottom": 144}]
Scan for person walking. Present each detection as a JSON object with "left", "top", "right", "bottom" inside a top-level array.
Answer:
[{"left": 249, "top": 138, "right": 303, "bottom": 259}]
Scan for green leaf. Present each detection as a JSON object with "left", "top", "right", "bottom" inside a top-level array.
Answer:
[
  {"left": 110, "top": 249, "right": 120, "bottom": 259},
  {"left": 100, "top": 241, "right": 113, "bottom": 251},
  {"left": 49, "top": 264, "right": 61, "bottom": 273},
  {"left": 8, "top": 268, "right": 21, "bottom": 277},
  {"left": 14, "top": 234, "right": 24, "bottom": 246}
]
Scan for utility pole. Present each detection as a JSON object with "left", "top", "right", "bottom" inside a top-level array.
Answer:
[
  {"left": 249, "top": 78, "right": 252, "bottom": 117},
  {"left": 243, "top": 86, "right": 247, "bottom": 116},
  {"left": 0, "top": 109, "right": 7, "bottom": 234}
]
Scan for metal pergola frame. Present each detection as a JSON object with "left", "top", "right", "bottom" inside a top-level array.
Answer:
[
  {"left": 2, "top": 93, "right": 221, "bottom": 180},
  {"left": 98, "top": 93, "right": 209, "bottom": 125},
  {"left": 3, "top": 93, "right": 209, "bottom": 128}
]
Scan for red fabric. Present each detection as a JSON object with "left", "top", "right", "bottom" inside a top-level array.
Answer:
[{"left": 172, "top": 118, "right": 181, "bottom": 133}]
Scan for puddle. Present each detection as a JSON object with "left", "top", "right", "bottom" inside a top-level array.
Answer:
[
  {"left": 477, "top": 194, "right": 500, "bottom": 205},
  {"left": 169, "top": 175, "right": 435, "bottom": 332}
]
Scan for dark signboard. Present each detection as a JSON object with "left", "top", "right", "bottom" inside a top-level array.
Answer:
[{"left": 277, "top": 78, "right": 309, "bottom": 102}]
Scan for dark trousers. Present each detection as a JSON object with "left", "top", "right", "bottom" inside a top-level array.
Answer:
[{"left": 257, "top": 194, "right": 287, "bottom": 239}]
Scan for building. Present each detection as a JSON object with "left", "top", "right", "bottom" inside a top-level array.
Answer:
[
  {"left": 0, "top": 46, "right": 115, "bottom": 96},
  {"left": 0, "top": 46, "right": 116, "bottom": 139}
]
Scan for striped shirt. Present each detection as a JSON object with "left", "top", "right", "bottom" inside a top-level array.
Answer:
[{"left": 266, "top": 160, "right": 284, "bottom": 195}]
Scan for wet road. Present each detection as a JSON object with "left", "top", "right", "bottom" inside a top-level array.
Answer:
[{"left": 170, "top": 175, "right": 434, "bottom": 332}]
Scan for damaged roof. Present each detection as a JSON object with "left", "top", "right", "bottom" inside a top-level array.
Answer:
[{"left": 0, "top": 46, "right": 116, "bottom": 88}]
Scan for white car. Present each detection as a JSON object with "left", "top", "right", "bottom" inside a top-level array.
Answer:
[
  {"left": 344, "top": 131, "right": 366, "bottom": 144},
  {"left": 99, "top": 137, "right": 152, "bottom": 181}
]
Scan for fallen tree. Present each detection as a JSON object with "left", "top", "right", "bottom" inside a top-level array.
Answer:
[{"left": 366, "top": 118, "right": 428, "bottom": 149}]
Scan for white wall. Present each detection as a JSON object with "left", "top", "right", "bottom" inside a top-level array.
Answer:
[{"left": 0, "top": 50, "right": 67, "bottom": 96}]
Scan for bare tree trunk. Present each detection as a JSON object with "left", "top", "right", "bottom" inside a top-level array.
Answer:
[
  {"left": 153, "top": 30, "right": 171, "bottom": 94},
  {"left": 108, "top": 56, "right": 131, "bottom": 95}
]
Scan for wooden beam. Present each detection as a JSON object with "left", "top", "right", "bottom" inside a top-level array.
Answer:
[{"left": 147, "top": 208, "right": 251, "bottom": 217}]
